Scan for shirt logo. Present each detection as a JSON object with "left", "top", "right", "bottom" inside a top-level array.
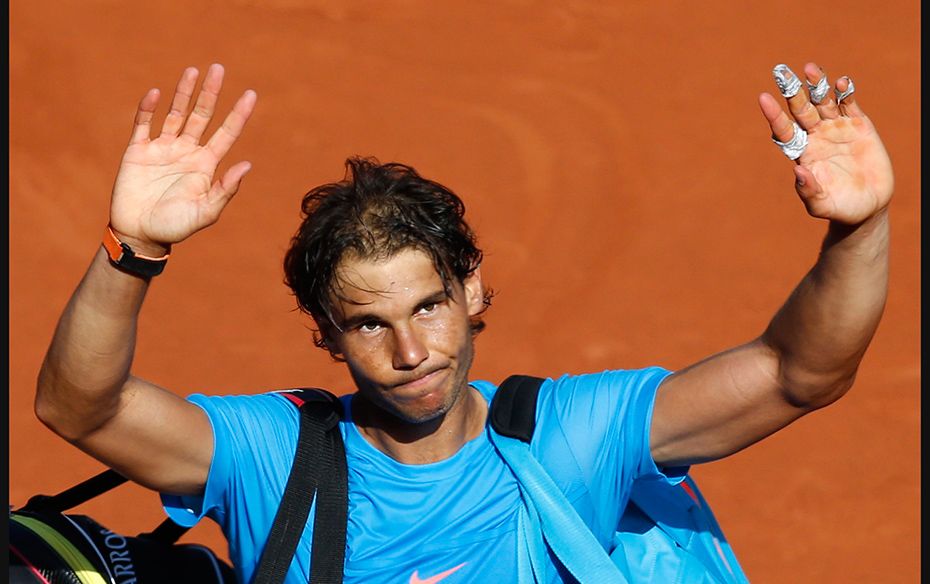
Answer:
[{"left": 409, "top": 562, "right": 466, "bottom": 584}]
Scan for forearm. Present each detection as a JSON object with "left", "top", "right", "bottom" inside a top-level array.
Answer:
[
  {"left": 762, "top": 208, "right": 890, "bottom": 407},
  {"left": 36, "top": 246, "right": 152, "bottom": 439}
]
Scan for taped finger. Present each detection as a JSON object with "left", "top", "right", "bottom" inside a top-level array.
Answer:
[
  {"left": 773, "top": 64, "right": 802, "bottom": 98},
  {"left": 807, "top": 74, "right": 830, "bottom": 104},
  {"left": 834, "top": 76, "right": 856, "bottom": 102},
  {"left": 772, "top": 121, "right": 808, "bottom": 160},
  {"left": 773, "top": 63, "right": 821, "bottom": 129}
]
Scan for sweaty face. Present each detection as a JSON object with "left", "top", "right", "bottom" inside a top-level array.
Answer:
[{"left": 324, "top": 248, "right": 484, "bottom": 425}]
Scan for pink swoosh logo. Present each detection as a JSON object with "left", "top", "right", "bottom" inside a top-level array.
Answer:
[{"left": 409, "top": 562, "right": 466, "bottom": 584}]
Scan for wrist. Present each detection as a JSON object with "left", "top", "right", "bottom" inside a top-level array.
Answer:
[
  {"left": 822, "top": 208, "right": 890, "bottom": 264},
  {"left": 827, "top": 206, "right": 890, "bottom": 240},
  {"left": 107, "top": 226, "right": 171, "bottom": 258},
  {"left": 102, "top": 225, "right": 171, "bottom": 278}
]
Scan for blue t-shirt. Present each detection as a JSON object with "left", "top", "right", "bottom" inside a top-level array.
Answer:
[{"left": 162, "top": 367, "right": 679, "bottom": 583}]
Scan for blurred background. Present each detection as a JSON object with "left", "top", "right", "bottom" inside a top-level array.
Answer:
[{"left": 10, "top": 1, "right": 920, "bottom": 581}]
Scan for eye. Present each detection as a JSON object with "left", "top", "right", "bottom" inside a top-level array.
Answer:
[
  {"left": 358, "top": 321, "right": 382, "bottom": 333},
  {"left": 417, "top": 302, "right": 438, "bottom": 315}
]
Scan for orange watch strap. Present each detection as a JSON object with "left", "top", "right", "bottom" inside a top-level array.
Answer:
[
  {"left": 102, "top": 226, "right": 170, "bottom": 278},
  {"left": 102, "top": 226, "right": 170, "bottom": 262}
]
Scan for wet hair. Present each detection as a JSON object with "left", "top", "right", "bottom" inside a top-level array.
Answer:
[{"left": 283, "top": 156, "right": 493, "bottom": 357}]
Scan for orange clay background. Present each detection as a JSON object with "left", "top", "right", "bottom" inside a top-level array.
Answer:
[{"left": 9, "top": 2, "right": 920, "bottom": 582}]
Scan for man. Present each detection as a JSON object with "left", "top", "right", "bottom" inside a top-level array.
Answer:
[{"left": 35, "top": 61, "right": 892, "bottom": 582}]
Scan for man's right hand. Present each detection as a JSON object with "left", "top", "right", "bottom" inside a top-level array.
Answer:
[
  {"left": 35, "top": 64, "right": 257, "bottom": 496},
  {"left": 109, "top": 64, "right": 257, "bottom": 256}
]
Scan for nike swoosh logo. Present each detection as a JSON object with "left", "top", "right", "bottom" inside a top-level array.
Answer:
[{"left": 409, "top": 562, "right": 467, "bottom": 584}]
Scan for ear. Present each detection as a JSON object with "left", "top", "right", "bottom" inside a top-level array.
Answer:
[{"left": 462, "top": 267, "right": 485, "bottom": 317}]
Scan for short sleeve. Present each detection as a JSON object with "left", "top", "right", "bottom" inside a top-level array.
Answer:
[
  {"left": 160, "top": 392, "right": 300, "bottom": 530},
  {"left": 531, "top": 367, "right": 686, "bottom": 543}
]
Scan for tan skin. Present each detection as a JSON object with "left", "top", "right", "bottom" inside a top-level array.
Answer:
[
  {"left": 650, "top": 64, "right": 892, "bottom": 466},
  {"left": 36, "top": 61, "right": 891, "bottom": 495},
  {"left": 324, "top": 250, "right": 488, "bottom": 464}
]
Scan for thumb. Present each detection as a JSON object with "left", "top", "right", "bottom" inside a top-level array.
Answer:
[
  {"left": 793, "top": 165, "right": 830, "bottom": 218},
  {"left": 205, "top": 161, "right": 252, "bottom": 220}
]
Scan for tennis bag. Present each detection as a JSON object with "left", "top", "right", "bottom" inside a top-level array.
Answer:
[{"left": 9, "top": 469, "right": 236, "bottom": 584}]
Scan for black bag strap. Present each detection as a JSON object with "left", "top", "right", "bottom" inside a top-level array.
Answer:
[
  {"left": 21, "top": 468, "right": 128, "bottom": 513},
  {"left": 19, "top": 466, "right": 194, "bottom": 544},
  {"left": 137, "top": 517, "right": 192, "bottom": 543},
  {"left": 489, "top": 375, "right": 545, "bottom": 443},
  {"left": 306, "top": 391, "right": 348, "bottom": 584},
  {"left": 252, "top": 388, "right": 347, "bottom": 584}
]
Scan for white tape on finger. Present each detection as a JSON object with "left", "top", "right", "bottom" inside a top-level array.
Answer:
[
  {"left": 772, "top": 122, "right": 808, "bottom": 160},
  {"left": 834, "top": 77, "right": 856, "bottom": 102},
  {"left": 807, "top": 75, "right": 830, "bottom": 104},
  {"left": 773, "top": 64, "right": 802, "bottom": 98}
]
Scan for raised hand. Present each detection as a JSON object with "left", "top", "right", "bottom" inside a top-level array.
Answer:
[
  {"left": 759, "top": 62, "right": 893, "bottom": 226},
  {"left": 109, "top": 64, "right": 257, "bottom": 255}
]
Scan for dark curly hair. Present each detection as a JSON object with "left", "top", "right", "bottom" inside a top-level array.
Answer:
[{"left": 283, "top": 156, "right": 493, "bottom": 357}]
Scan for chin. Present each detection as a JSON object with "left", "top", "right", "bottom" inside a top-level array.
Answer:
[
  {"left": 393, "top": 407, "right": 447, "bottom": 425},
  {"left": 354, "top": 364, "right": 472, "bottom": 426},
  {"left": 385, "top": 393, "right": 455, "bottom": 425},
  {"left": 378, "top": 381, "right": 466, "bottom": 426}
]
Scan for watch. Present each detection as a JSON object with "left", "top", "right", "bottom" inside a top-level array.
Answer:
[{"left": 102, "top": 225, "right": 170, "bottom": 278}]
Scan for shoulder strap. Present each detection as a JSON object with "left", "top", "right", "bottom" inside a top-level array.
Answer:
[
  {"left": 253, "top": 388, "right": 347, "bottom": 584},
  {"left": 489, "top": 374, "right": 542, "bottom": 443},
  {"left": 21, "top": 469, "right": 128, "bottom": 514},
  {"left": 489, "top": 376, "right": 629, "bottom": 584},
  {"left": 19, "top": 468, "right": 193, "bottom": 544}
]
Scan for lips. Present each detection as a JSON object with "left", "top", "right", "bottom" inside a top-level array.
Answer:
[{"left": 392, "top": 367, "right": 448, "bottom": 394}]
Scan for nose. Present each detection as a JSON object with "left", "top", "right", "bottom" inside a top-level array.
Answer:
[{"left": 392, "top": 325, "right": 429, "bottom": 370}]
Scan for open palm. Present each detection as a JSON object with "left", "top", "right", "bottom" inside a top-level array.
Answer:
[
  {"left": 109, "top": 64, "right": 257, "bottom": 252},
  {"left": 760, "top": 62, "right": 893, "bottom": 225}
]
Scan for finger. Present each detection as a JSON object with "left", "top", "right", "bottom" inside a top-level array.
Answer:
[
  {"left": 205, "top": 89, "right": 258, "bottom": 160},
  {"left": 759, "top": 92, "right": 807, "bottom": 160},
  {"left": 160, "top": 67, "right": 199, "bottom": 138},
  {"left": 772, "top": 63, "right": 821, "bottom": 130},
  {"left": 203, "top": 161, "right": 252, "bottom": 222},
  {"left": 803, "top": 62, "right": 840, "bottom": 120},
  {"left": 835, "top": 76, "right": 865, "bottom": 118},
  {"left": 180, "top": 63, "right": 225, "bottom": 143},
  {"left": 129, "top": 88, "right": 161, "bottom": 145},
  {"left": 792, "top": 165, "right": 831, "bottom": 219}
]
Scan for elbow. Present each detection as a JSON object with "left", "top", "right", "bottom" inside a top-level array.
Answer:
[
  {"left": 35, "top": 365, "right": 61, "bottom": 429},
  {"left": 781, "top": 368, "right": 858, "bottom": 411},
  {"left": 34, "top": 366, "right": 117, "bottom": 442},
  {"left": 34, "top": 391, "right": 55, "bottom": 428},
  {"left": 34, "top": 392, "right": 101, "bottom": 443},
  {"left": 35, "top": 370, "right": 77, "bottom": 440},
  {"left": 760, "top": 334, "right": 864, "bottom": 411},
  {"left": 35, "top": 396, "right": 73, "bottom": 441}
]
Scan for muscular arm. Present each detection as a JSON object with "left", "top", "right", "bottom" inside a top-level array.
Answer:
[
  {"left": 36, "top": 248, "right": 215, "bottom": 494},
  {"left": 649, "top": 62, "right": 893, "bottom": 468},
  {"left": 35, "top": 64, "right": 257, "bottom": 494}
]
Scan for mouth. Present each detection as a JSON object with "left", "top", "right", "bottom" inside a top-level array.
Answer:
[{"left": 392, "top": 367, "right": 448, "bottom": 393}]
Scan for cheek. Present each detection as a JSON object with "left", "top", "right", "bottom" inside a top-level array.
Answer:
[
  {"left": 344, "top": 351, "right": 389, "bottom": 394},
  {"left": 341, "top": 337, "right": 388, "bottom": 376},
  {"left": 423, "top": 314, "right": 472, "bottom": 352},
  {"left": 436, "top": 323, "right": 476, "bottom": 372}
]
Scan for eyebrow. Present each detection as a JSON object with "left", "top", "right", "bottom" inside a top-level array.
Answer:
[{"left": 339, "top": 289, "right": 449, "bottom": 331}]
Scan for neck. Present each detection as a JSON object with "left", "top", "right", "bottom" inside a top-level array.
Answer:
[{"left": 352, "top": 387, "right": 487, "bottom": 465}]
